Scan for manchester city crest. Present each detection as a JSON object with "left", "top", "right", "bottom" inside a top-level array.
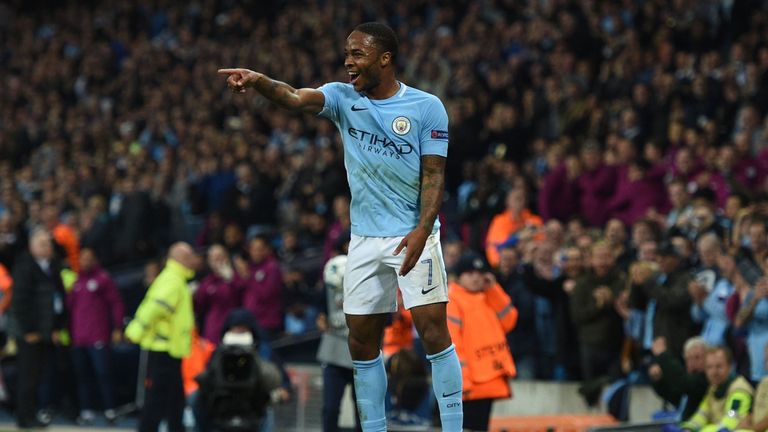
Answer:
[{"left": 392, "top": 116, "right": 411, "bottom": 135}]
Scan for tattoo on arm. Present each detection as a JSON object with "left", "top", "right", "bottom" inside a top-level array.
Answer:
[
  {"left": 419, "top": 155, "right": 446, "bottom": 234},
  {"left": 253, "top": 75, "right": 301, "bottom": 110}
]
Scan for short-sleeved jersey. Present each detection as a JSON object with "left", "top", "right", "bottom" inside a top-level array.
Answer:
[{"left": 317, "top": 81, "right": 448, "bottom": 237}]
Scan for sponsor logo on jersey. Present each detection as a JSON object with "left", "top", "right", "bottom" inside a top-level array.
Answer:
[
  {"left": 347, "top": 127, "right": 414, "bottom": 159},
  {"left": 431, "top": 130, "right": 449, "bottom": 139}
]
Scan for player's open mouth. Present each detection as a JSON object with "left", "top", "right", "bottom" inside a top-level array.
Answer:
[{"left": 349, "top": 72, "right": 360, "bottom": 84}]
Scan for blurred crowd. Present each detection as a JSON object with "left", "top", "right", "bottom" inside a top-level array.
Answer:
[{"left": 3, "top": 0, "right": 768, "bottom": 425}]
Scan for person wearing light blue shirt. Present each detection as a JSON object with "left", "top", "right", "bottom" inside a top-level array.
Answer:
[
  {"left": 736, "top": 278, "right": 768, "bottom": 383},
  {"left": 691, "top": 278, "right": 733, "bottom": 347},
  {"left": 218, "top": 22, "right": 462, "bottom": 432},
  {"left": 316, "top": 80, "right": 447, "bottom": 237},
  {"left": 690, "top": 235, "right": 733, "bottom": 347}
]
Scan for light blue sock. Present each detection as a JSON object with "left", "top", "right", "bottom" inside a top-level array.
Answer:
[
  {"left": 427, "top": 344, "right": 463, "bottom": 431},
  {"left": 352, "top": 351, "right": 387, "bottom": 432}
]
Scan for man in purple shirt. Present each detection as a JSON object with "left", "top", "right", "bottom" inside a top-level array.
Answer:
[
  {"left": 577, "top": 142, "right": 618, "bottom": 227},
  {"left": 608, "top": 159, "right": 666, "bottom": 226},
  {"left": 240, "top": 236, "right": 284, "bottom": 341},
  {"left": 538, "top": 157, "right": 581, "bottom": 222},
  {"left": 194, "top": 244, "right": 243, "bottom": 344},
  {"left": 66, "top": 247, "right": 125, "bottom": 424}
]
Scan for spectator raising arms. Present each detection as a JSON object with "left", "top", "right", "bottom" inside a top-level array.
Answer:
[
  {"left": 194, "top": 244, "right": 243, "bottom": 344},
  {"left": 648, "top": 336, "right": 709, "bottom": 421}
]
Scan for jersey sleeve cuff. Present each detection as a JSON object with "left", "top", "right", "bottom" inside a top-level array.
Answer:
[{"left": 421, "top": 141, "right": 448, "bottom": 157}]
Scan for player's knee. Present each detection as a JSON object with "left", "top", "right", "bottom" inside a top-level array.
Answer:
[
  {"left": 348, "top": 333, "right": 380, "bottom": 360},
  {"left": 416, "top": 320, "right": 450, "bottom": 350}
]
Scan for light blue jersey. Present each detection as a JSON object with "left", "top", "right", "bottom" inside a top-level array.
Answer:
[{"left": 318, "top": 81, "right": 448, "bottom": 237}]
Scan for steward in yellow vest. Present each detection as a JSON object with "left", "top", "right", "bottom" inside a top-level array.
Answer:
[
  {"left": 681, "top": 347, "right": 753, "bottom": 432},
  {"left": 125, "top": 242, "right": 200, "bottom": 431}
]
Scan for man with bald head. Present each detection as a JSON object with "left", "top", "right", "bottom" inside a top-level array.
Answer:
[
  {"left": 8, "top": 228, "right": 66, "bottom": 428},
  {"left": 126, "top": 242, "right": 201, "bottom": 432}
]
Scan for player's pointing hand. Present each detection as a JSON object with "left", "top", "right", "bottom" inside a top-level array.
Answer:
[{"left": 217, "top": 68, "right": 261, "bottom": 93}]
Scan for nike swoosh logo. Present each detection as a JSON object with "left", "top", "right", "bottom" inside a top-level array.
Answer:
[
  {"left": 442, "top": 389, "right": 461, "bottom": 398},
  {"left": 421, "top": 286, "right": 439, "bottom": 295},
  {"left": 351, "top": 105, "right": 368, "bottom": 111}
]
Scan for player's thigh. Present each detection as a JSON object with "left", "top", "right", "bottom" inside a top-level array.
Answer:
[
  {"left": 343, "top": 235, "right": 399, "bottom": 315},
  {"left": 388, "top": 234, "right": 448, "bottom": 310}
]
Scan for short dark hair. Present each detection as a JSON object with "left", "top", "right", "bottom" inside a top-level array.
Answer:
[
  {"left": 354, "top": 22, "right": 398, "bottom": 61},
  {"left": 249, "top": 234, "right": 272, "bottom": 250}
]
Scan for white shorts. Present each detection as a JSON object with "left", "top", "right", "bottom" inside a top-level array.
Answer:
[{"left": 343, "top": 233, "right": 448, "bottom": 315}]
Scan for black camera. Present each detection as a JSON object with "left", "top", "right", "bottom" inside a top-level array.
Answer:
[{"left": 197, "top": 345, "right": 271, "bottom": 432}]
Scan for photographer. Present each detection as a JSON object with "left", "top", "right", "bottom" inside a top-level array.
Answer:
[{"left": 195, "top": 309, "right": 285, "bottom": 432}]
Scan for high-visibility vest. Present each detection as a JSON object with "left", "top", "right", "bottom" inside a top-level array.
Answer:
[
  {"left": 182, "top": 330, "right": 215, "bottom": 396},
  {"left": 0, "top": 264, "right": 11, "bottom": 313},
  {"left": 447, "top": 281, "right": 518, "bottom": 400},
  {"left": 125, "top": 259, "right": 195, "bottom": 359}
]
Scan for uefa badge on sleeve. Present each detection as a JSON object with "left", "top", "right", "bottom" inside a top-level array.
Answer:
[{"left": 392, "top": 116, "right": 411, "bottom": 135}]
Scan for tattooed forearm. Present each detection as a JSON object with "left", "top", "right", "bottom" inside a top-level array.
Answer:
[
  {"left": 252, "top": 74, "right": 301, "bottom": 110},
  {"left": 419, "top": 155, "right": 446, "bottom": 234}
]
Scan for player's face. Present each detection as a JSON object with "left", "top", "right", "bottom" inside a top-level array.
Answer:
[{"left": 345, "top": 31, "right": 386, "bottom": 93}]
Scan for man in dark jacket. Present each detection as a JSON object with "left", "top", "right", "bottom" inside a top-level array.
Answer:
[
  {"left": 8, "top": 229, "right": 67, "bottom": 428},
  {"left": 630, "top": 242, "right": 696, "bottom": 358},
  {"left": 522, "top": 244, "right": 583, "bottom": 380},
  {"left": 496, "top": 246, "right": 537, "bottom": 379},
  {"left": 648, "top": 336, "right": 709, "bottom": 420},
  {"left": 570, "top": 240, "right": 627, "bottom": 406}
]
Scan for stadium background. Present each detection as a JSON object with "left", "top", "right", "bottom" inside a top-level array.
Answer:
[{"left": 2, "top": 0, "right": 768, "bottom": 430}]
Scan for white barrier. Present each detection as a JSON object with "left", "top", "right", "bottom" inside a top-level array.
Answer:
[{"left": 276, "top": 365, "right": 668, "bottom": 429}]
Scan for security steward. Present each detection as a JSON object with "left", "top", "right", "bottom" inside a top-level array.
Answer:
[
  {"left": 126, "top": 242, "right": 201, "bottom": 432},
  {"left": 446, "top": 252, "right": 518, "bottom": 432}
]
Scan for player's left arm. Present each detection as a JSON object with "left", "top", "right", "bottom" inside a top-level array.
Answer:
[
  {"left": 418, "top": 154, "right": 446, "bottom": 235},
  {"left": 394, "top": 155, "right": 445, "bottom": 276}
]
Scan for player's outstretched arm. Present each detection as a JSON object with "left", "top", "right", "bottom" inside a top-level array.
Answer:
[{"left": 217, "top": 68, "right": 325, "bottom": 114}]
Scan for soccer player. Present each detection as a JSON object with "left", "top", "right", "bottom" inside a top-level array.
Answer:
[{"left": 218, "top": 22, "right": 462, "bottom": 432}]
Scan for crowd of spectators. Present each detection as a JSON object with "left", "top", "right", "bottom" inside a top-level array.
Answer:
[{"left": 4, "top": 0, "right": 768, "bottom": 424}]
